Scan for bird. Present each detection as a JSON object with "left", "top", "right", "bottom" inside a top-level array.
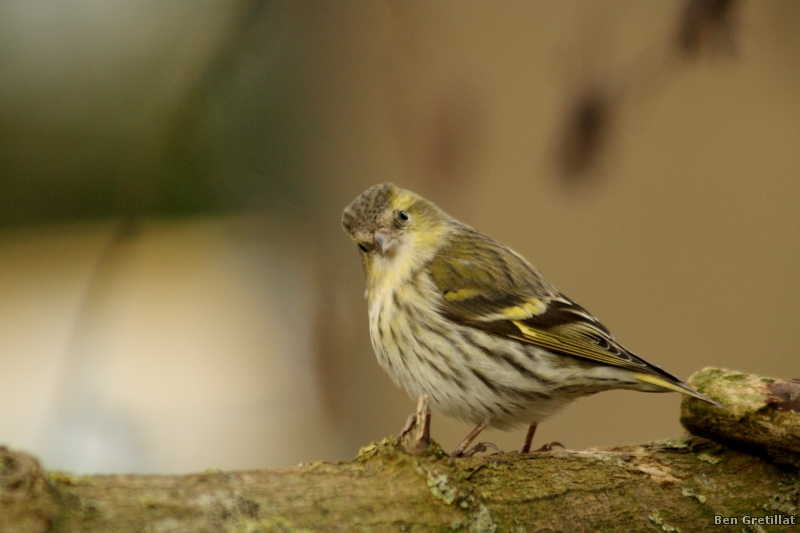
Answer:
[{"left": 341, "top": 182, "right": 723, "bottom": 457}]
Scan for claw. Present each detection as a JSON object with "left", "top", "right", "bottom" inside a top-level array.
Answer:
[
  {"left": 462, "top": 442, "right": 501, "bottom": 457},
  {"left": 532, "top": 441, "right": 565, "bottom": 452}
]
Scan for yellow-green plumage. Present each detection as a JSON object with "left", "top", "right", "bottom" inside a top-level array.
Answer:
[{"left": 342, "top": 183, "right": 722, "bottom": 453}]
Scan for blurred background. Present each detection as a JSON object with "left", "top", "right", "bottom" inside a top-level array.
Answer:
[{"left": 0, "top": 0, "right": 797, "bottom": 474}]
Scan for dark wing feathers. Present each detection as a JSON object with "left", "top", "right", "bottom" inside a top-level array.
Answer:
[{"left": 427, "top": 232, "right": 680, "bottom": 379}]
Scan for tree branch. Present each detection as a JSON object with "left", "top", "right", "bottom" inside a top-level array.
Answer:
[
  {"left": 681, "top": 367, "right": 800, "bottom": 469},
  {"left": 2, "top": 368, "right": 798, "bottom": 532}
]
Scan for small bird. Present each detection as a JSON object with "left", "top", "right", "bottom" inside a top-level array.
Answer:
[{"left": 342, "top": 183, "right": 723, "bottom": 457}]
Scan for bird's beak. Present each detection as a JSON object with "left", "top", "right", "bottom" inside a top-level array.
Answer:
[{"left": 374, "top": 230, "right": 399, "bottom": 255}]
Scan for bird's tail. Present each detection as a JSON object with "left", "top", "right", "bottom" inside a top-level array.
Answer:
[{"left": 634, "top": 373, "right": 726, "bottom": 409}]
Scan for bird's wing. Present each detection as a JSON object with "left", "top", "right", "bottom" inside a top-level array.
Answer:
[
  {"left": 421, "top": 227, "right": 724, "bottom": 406},
  {"left": 427, "top": 234, "right": 699, "bottom": 388}
]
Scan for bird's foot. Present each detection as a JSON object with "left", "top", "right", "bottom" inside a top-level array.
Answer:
[
  {"left": 461, "top": 442, "right": 501, "bottom": 458},
  {"left": 523, "top": 441, "right": 565, "bottom": 453},
  {"left": 449, "top": 420, "right": 490, "bottom": 457}
]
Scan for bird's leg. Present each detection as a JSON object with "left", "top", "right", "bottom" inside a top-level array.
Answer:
[
  {"left": 520, "top": 424, "right": 538, "bottom": 453},
  {"left": 520, "top": 423, "right": 566, "bottom": 453},
  {"left": 450, "top": 419, "right": 489, "bottom": 457}
]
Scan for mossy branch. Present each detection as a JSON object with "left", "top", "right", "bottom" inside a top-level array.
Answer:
[
  {"left": 681, "top": 368, "right": 800, "bottom": 469},
  {"left": 2, "top": 368, "right": 798, "bottom": 533}
]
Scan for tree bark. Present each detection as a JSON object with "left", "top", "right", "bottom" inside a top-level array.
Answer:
[{"left": 2, "top": 367, "right": 798, "bottom": 532}]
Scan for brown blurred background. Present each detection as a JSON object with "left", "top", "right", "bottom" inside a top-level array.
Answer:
[{"left": 0, "top": 0, "right": 797, "bottom": 474}]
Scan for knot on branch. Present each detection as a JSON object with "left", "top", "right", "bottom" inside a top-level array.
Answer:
[
  {"left": 0, "top": 446, "right": 57, "bottom": 532},
  {"left": 0, "top": 446, "right": 49, "bottom": 499},
  {"left": 400, "top": 394, "right": 432, "bottom": 455}
]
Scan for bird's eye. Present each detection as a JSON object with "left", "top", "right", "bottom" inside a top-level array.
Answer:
[
  {"left": 394, "top": 210, "right": 409, "bottom": 225},
  {"left": 358, "top": 243, "right": 370, "bottom": 253}
]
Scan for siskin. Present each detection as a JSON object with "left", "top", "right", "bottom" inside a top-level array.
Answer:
[{"left": 342, "top": 183, "right": 723, "bottom": 456}]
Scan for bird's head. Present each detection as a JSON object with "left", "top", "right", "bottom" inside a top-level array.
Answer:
[{"left": 342, "top": 183, "right": 449, "bottom": 283}]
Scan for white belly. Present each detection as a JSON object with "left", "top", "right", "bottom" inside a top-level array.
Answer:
[{"left": 366, "top": 280, "right": 587, "bottom": 429}]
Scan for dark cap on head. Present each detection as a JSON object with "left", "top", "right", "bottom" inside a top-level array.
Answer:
[{"left": 341, "top": 182, "right": 397, "bottom": 238}]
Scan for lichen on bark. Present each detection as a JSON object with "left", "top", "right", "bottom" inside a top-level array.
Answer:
[{"left": 682, "top": 367, "right": 800, "bottom": 469}]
